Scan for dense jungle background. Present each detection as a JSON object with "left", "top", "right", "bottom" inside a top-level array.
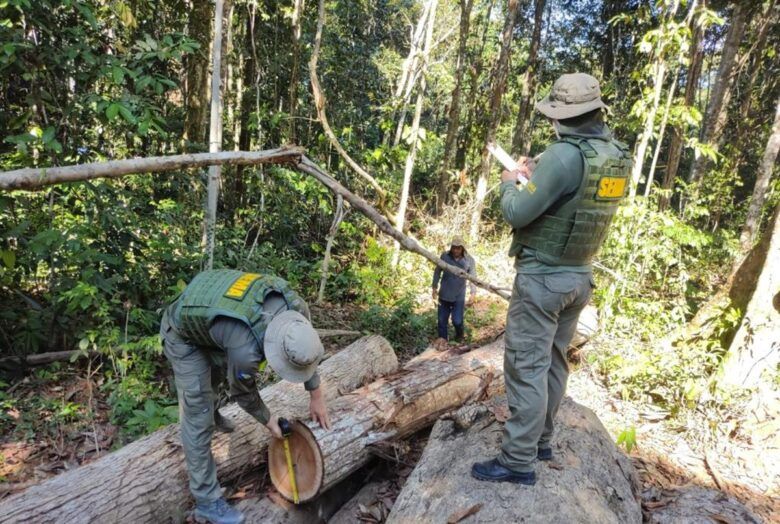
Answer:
[{"left": 0, "top": 0, "right": 778, "bottom": 520}]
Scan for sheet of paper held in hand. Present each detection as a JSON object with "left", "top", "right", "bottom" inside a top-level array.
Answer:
[{"left": 487, "top": 142, "right": 528, "bottom": 184}]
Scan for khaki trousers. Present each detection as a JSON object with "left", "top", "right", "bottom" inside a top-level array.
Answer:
[{"left": 499, "top": 272, "right": 593, "bottom": 472}]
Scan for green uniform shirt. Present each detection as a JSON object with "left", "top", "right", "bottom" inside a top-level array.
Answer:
[{"left": 500, "top": 120, "right": 613, "bottom": 274}]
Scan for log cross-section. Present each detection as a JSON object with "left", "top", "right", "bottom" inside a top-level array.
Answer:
[
  {"left": 287, "top": 339, "right": 505, "bottom": 495},
  {"left": 0, "top": 336, "right": 398, "bottom": 524}
]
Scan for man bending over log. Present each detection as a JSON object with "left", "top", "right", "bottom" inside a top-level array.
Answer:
[
  {"left": 471, "top": 73, "right": 630, "bottom": 485},
  {"left": 160, "top": 270, "right": 331, "bottom": 524}
]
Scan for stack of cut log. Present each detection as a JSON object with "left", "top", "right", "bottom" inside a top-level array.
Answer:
[{"left": 0, "top": 332, "right": 758, "bottom": 523}]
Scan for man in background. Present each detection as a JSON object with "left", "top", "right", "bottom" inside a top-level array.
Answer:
[{"left": 432, "top": 236, "right": 477, "bottom": 345}]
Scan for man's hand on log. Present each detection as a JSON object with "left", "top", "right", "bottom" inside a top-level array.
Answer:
[
  {"left": 266, "top": 415, "right": 283, "bottom": 439},
  {"left": 309, "top": 387, "right": 331, "bottom": 430}
]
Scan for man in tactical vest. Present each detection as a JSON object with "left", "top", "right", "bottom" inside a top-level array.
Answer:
[
  {"left": 471, "top": 73, "right": 630, "bottom": 485},
  {"left": 160, "top": 270, "right": 331, "bottom": 524}
]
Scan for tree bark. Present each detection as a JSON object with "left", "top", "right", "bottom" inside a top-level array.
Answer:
[
  {"left": 386, "top": 397, "right": 641, "bottom": 523},
  {"left": 317, "top": 194, "right": 346, "bottom": 304},
  {"left": 647, "top": 485, "right": 759, "bottom": 524},
  {"left": 738, "top": 94, "right": 780, "bottom": 251},
  {"left": 470, "top": 0, "right": 522, "bottom": 239},
  {"left": 0, "top": 147, "right": 304, "bottom": 191},
  {"left": 392, "top": 0, "right": 438, "bottom": 267},
  {"left": 629, "top": 0, "right": 679, "bottom": 200},
  {"left": 279, "top": 338, "right": 506, "bottom": 499},
  {"left": 689, "top": 2, "right": 748, "bottom": 184},
  {"left": 436, "top": 0, "right": 473, "bottom": 213},
  {"left": 391, "top": 1, "right": 433, "bottom": 148},
  {"left": 0, "top": 336, "right": 399, "bottom": 524},
  {"left": 205, "top": 0, "right": 226, "bottom": 270},
  {"left": 510, "top": 0, "right": 546, "bottom": 157},
  {"left": 183, "top": 0, "right": 212, "bottom": 149},
  {"left": 720, "top": 205, "right": 780, "bottom": 389},
  {"left": 660, "top": 17, "right": 703, "bottom": 210},
  {"left": 287, "top": 0, "right": 305, "bottom": 142},
  {"left": 308, "top": 0, "right": 387, "bottom": 198}
]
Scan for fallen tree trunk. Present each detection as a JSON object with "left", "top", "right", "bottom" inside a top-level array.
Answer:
[
  {"left": 0, "top": 335, "right": 398, "bottom": 524},
  {"left": 0, "top": 329, "right": 362, "bottom": 368},
  {"left": 0, "top": 147, "right": 303, "bottom": 191},
  {"left": 645, "top": 486, "right": 759, "bottom": 524},
  {"left": 273, "top": 339, "right": 505, "bottom": 500},
  {"left": 387, "top": 398, "right": 641, "bottom": 524}
]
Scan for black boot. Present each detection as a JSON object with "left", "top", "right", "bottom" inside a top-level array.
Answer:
[{"left": 471, "top": 458, "right": 536, "bottom": 485}]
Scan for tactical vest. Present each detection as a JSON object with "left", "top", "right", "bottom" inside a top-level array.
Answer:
[
  {"left": 169, "top": 270, "right": 307, "bottom": 348},
  {"left": 514, "top": 136, "right": 631, "bottom": 265}
]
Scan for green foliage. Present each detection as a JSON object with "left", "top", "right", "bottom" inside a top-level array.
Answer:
[
  {"left": 125, "top": 398, "right": 178, "bottom": 436},
  {"left": 358, "top": 294, "right": 436, "bottom": 354},
  {"left": 616, "top": 426, "right": 637, "bottom": 453}
]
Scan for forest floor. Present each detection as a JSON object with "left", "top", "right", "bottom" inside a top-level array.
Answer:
[{"left": 1, "top": 299, "right": 777, "bottom": 522}]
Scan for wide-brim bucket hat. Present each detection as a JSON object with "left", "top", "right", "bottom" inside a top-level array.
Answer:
[
  {"left": 450, "top": 235, "right": 467, "bottom": 250},
  {"left": 536, "top": 73, "right": 607, "bottom": 120},
  {"left": 265, "top": 310, "right": 323, "bottom": 383}
]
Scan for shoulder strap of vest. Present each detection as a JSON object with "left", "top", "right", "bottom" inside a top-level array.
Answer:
[
  {"left": 555, "top": 136, "right": 598, "bottom": 158},
  {"left": 610, "top": 138, "right": 631, "bottom": 159}
]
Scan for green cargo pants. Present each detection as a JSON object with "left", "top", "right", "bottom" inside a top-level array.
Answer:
[
  {"left": 499, "top": 272, "right": 593, "bottom": 472},
  {"left": 160, "top": 313, "right": 227, "bottom": 504}
]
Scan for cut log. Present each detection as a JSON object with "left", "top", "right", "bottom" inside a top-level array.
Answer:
[
  {"left": 269, "top": 339, "right": 506, "bottom": 500},
  {"left": 235, "top": 468, "right": 371, "bottom": 524},
  {"left": 645, "top": 486, "right": 759, "bottom": 524},
  {"left": 0, "top": 335, "right": 398, "bottom": 524},
  {"left": 387, "top": 398, "right": 642, "bottom": 524}
]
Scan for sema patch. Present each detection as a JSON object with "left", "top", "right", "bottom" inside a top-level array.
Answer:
[{"left": 225, "top": 273, "right": 261, "bottom": 300}]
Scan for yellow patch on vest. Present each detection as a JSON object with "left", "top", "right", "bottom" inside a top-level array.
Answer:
[
  {"left": 597, "top": 177, "right": 627, "bottom": 199},
  {"left": 525, "top": 181, "right": 537, "bottom": 194},
  {"left": 224, "top": 273, "right": 261, "bottom": 300}
]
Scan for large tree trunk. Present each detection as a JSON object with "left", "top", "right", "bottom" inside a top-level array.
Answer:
[
  {"left": 688, "top": 2, "right": 748, "bottom": 184},
  {"left": 183, "top": 0, "right": 212, "bottom": 149},
  {"left": 204, "top": 0, "right": 226, "bottom": 269},
  {"left": 720, "top": 205, "right": 780, "bottom": 389},
  {"left": 436, "top": 0, "right": 473, "bottom": 213},
  {"left": 510, "top": 0, "right": 546, "bottom": 157},
  {"left": 288, "top": 339, "right": 506, "bottom": 498},
  {"left": 660, "top": 17, "right": 703, "bottom": 210},
  {"left": 287, "top": 0, "right": 305, "bottom": 142},
  {"left": 738, "top": 94, "right": 780, "bottom": 251},
  {"left": 470, "top": 0, "right": 522, "bottom": 239},
  {"left": 0, "top": 336, "right": 398, "bottom": 524},
  {"left": 629, "top": 0, "right": 679, "bottom": 200},
  {"left": 392, "top": 0, "right": 438, "bottom": 267},
  {"left": 386, "top": 398, "right": 642, "bottom": 523}
]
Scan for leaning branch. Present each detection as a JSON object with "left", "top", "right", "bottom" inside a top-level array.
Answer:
[
  {"left": 0, "top": 147, "right": 304, "bottom": 191},
  {"left": 309, "top": 0, "right": 387, "bottom": 199},
  {"left": 296, "top": 156, "right": 511, "bottom": 300}
]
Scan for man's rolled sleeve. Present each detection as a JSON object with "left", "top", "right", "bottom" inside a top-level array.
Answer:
[{"left": 303, "top": 371, "right": 321, "bottom": 391}]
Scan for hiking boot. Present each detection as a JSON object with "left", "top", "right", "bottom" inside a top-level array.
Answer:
[
  {"left": 537, "top": 447, "right": 553, "bottom": 461},
  {"left": 193, "top": 498, "right": 245, "bottom": 524},
  {"left": 471, "top": 458, "right": 536, "bottom": 485},
  {"left": 214, "top": 410, "right": 235, "bottom": 434}
]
